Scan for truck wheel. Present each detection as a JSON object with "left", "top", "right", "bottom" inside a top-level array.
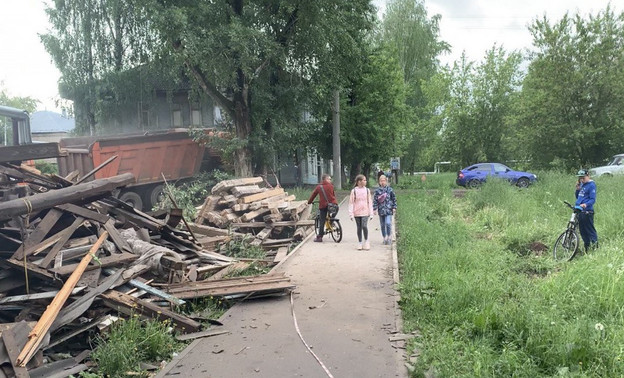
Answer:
[
  {"left": 148, "top": 184, "right": 165, "bottom": 209},
  {"left": 119, "top": 191, "right": 143, "bottom": 211}
]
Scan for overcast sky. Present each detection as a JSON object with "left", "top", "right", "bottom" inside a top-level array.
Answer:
[{"left": 0, "top": 0, "right": 620, "bottom": 113}]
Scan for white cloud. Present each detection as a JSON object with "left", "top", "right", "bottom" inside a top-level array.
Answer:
[{"left": 426, "top": 0, "right": 619, "bottom": 65}]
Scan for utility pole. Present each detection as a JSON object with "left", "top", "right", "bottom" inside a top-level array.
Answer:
[{"left": 332, "top": 89, "right": 342, "bottom": 189}]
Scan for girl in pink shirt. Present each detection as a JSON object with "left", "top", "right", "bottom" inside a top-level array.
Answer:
[{"left": 348, "top": 175, "right": 374, "bottom": 250}]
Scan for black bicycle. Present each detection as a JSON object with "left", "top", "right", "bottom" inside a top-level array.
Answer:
[
  {"left": 553, "top": 200, "right": 582, "bottom": 261},
  {"left": 314, "top": 207, "right": 342, "bottom": 243}
]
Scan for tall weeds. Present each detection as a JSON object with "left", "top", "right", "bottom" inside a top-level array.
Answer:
[{"left": 397, "top": 173, "right": 624, "bottom": 377}]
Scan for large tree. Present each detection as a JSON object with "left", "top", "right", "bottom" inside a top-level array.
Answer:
[
  {"left": 378, "top": 0, "right": 449, "bottom": 172},
  {"left": 146, "top": 0, "right": 374, "bottom": 177},
  {"left": 512, "top": 7, "right": 624, "bottom": 170},
  {"left": 420, "top": 47, "right": 523, "bottom": 167},
  {"left": 337, "top": 46, "right": 411, "bottom": 182},
  {"left": 41, "top": 0, "right": 156, "bottom": 135}
]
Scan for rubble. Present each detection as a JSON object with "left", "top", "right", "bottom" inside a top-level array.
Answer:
[{"left": 0, "top": 165, "right": 307, "bottom": 376}]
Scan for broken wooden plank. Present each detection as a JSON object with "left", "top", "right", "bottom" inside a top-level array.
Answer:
[
  {"left": 102, "top": 219, "right": 131, "bottom": 254},
  {"left": 12, "top": 208, "right": 63, "bottom": 260},
  {"left": 273, "top": 247, "right": 289, "bottom": 262},
  {"left": 239, "top": 188, "right": 285, "bottom": 204},
  {"left": 0, "top": 287, "right": 86, "bottom": 304},
  {"left": 16, "top": 232, "right": 109, "bottom": 367},
  {"left": 54, "top": 203, "right": 110, "bottom": 224},
  {"left": 100, "top": 290, "right": 200, "bottom": 334}
]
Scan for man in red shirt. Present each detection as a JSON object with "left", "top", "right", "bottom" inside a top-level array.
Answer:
[{"left": 307, "top": 174, "right": 337, "bottom": 242}]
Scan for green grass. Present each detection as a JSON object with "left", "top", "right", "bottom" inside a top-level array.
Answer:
[
  {"left": 397, "top": 173, "right": 624, "bottom": 377},
  {"left": 90, "top": 317, "right": 184, "bottom": 377}
]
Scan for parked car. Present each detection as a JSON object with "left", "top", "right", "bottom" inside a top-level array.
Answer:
[
  {"left": 456, "top": 163, "right": 538, "bottom": 188},
  {"left": 589, "top": 154, "right": 624, "bottom": 177}
]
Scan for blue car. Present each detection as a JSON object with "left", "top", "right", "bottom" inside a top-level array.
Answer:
[{"left": 456, "top": 163, "right": 537, "bottom": 188}]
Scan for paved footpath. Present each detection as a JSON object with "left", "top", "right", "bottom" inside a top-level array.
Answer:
[{"left": 157, "top": 202, "right": 406, "bottom": 378}]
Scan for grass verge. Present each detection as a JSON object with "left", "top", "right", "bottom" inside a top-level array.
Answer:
[{"left": 397, "top": 173, "right": 624, "bottom": 377}]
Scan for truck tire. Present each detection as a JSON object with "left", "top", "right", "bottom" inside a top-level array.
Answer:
[
  {"left": 148, "top": 184, "right": 165, "bottom": 209},
  {"left": 119, "top": 191, "right": 143, "bottom": 211}
]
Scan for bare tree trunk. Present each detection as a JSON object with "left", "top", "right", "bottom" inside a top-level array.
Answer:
[{"left": 233, "top": 68, "right": 253, "bottom": 177}]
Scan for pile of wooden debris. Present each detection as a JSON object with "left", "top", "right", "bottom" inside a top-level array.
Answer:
[
  {"left": 195, "top": 177, "right": 314, "bottom": 253},
  {"left": 0, "top": 167, "right": 306, "bottom": 377}
]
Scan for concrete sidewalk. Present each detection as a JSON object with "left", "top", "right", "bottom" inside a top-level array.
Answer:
[{"left": 157, "top": 205, "right": 406, "bottom": 378}]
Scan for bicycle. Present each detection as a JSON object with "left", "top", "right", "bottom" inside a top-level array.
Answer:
[
  {"left": 313, "top": 205, "right": 343, "bottom": 243},
  {"left": 553, "top": 200, "right": 583, "bottom": 261}
]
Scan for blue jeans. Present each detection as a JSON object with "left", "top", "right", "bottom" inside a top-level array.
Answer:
[{"left": 379, "top": 214, "right": 392, "bottom": 238}]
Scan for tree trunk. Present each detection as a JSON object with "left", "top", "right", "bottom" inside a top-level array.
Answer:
[{"left": 233, "top": 68, "right": 253, "bottom": 177}]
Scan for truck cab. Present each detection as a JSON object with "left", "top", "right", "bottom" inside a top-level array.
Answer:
[{"left": 0, "top": 105, "right": 63, "bottom": 201}]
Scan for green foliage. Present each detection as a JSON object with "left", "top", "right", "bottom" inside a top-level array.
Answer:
[
  {"left": 184, "top": 297, "right": 229, "bottom": 322},
  {"left": 147, "top": 0, "right": 375, "bottom": 176},
  {"left": 378, "top": 0, "right": 449, "bottom": 173},
  {"left": 91, "top": 317, "right": 183, "bottom": 377},
  {"left": 219, "top": 235, "right": 267, "bottom": 260},
  {"left": 398, "top": 173, "right": 624, "bottom": 376},
  {"left": 42, "top": 0, "right": 157, "bottom": 134},
  {"left": 513, "top": 7, "right": 624, "bottom": 170},
  {"left": 340, "top": 46, "right": 412, "bottom": 179},
  {"left": 154, "top": 170, "right": 230, "bottom": 220},
  {"left": 419, "top": 47, "right": 524, "bottom": 168},
  {"left": 34, "top": 161, "right": 58, "bottom": 175}
]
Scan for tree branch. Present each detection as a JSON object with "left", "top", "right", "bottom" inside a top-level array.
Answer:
[{"left": 184, "top": 61, "right": 235, "bottom": 118}]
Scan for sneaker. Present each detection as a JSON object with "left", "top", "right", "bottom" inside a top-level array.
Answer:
[
  {"left": 364, "top": 241, "right": 370, "bottom": 250},
  {"left": 314, "top": 236, "right": 323, "bottom": 243},
  {"left": 357, "top": 243, "right": 363, "bottom": 250}
]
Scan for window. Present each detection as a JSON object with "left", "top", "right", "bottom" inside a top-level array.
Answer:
[
  {"left": 493, "top": 164, "right": 508, "bottom": 173},
  {"left": 191, "top": 109, "right": 201, "bottom": 126},
  {"left": 172, "top": 110, "right": 182, "bottom": 127}
]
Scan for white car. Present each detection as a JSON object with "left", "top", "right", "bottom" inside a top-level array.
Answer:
[{"left": 590, "top": 154, "right": 624, "bottom": 177}]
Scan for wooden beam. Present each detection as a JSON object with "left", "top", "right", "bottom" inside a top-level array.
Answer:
[
  {"left": 211, "top": 177, "right": 263, "bottom": 194},
  {"left": 0, "top": 173, "right": 135, "bottom": 222},
  {"left": 0, "top": 142, "right": 61, "bottom": 163},
  {"left": 239, "top": 188, "right": 284, "bottom": 204},
  {"left": 16, "top": 232, "right": 109, "bottom": 367}
]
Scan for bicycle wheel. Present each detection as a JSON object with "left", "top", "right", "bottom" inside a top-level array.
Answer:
[
  {"left": 553, "top": 229, "right": 579, "bottom": 261},
  {"left": 314, "top": 214, "right": 322, "bottom": 236},
  {"left": 329, "top": 219, "right": 342, "bottom": 243}
]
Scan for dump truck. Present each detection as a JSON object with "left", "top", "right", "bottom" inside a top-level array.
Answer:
[
  {"left": 0, "top": 105, "right": 63, "bottom": 201},
  {"left": 57, "top": 128, "right": 209, "bottom": 211}
]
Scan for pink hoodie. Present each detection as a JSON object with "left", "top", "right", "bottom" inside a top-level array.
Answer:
[{"left": 348, "top": 186, "right": 374, "bottom": 217}]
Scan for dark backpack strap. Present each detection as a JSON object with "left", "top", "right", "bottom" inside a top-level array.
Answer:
[{"left": 319, "top": 184, "right": 330, "bottom": 203}]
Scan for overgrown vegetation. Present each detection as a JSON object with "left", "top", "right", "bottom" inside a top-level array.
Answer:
[
  {"left": 397, "top": 173, "right": 624, "bottom": 376},
  {"left": 154, "top": 170, "right": 230, "bottom": 220},
  {"left": 34, "top": 160, "right": 58, "bottom": 175},
  {"left": 89, "top": 317, "right": 184, "bottom": 378}
]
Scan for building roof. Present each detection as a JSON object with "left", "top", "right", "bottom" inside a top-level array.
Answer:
[{"left": 31, "top": 111, "right": 75, "bottom": 133}]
